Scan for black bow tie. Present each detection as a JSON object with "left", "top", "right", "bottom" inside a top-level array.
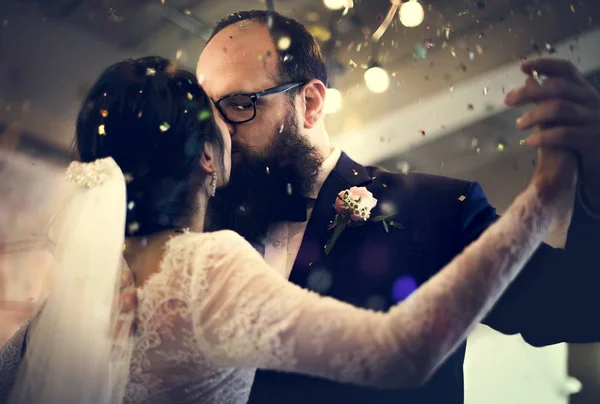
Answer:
[{"left": 270, "top": 194, "right": 316, "bottom": 223}]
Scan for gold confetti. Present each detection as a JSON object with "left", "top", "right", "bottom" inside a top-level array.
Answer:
[
  {"left": 98, "top": 124, "right": 106, "bottom": 135},
  {"left": 187, "top": 92, "right": 193, "bottom": 100},
  {"left": 277, "top": 36, "right": 291, "bottom": 51},
  {"left": 100, "top": 109, "right": 109, "bottom": 118},
  {"left": 570, "top": 4, "right": 576, "bottom": 13},
  {"left": 160, "top": 122, "right": 170, "bottom": 132},
  {"left": 497, "top": 142, "right": 505, "bottom": 152},
  {"left": 128, "top": 222, "right": 140, "bottom": 234},
  {"left": 146, "top": 68, "right": 156, "bottom": 76},
  {"left": 198, "top": 110, "right": 211, "bottom": 121},
  {"left": 176, "top": 49, "right": 183, "bottom": 60},
  {"left": 458, "top": 195, "right": 466, "bottom": 201},
  {"left": 519, "top": 139, "right": 526, "bottom": 145}
]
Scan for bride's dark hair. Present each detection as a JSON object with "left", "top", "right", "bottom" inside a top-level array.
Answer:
[{"left": 75, "top": 56, "right": 223, "bottom": 236}]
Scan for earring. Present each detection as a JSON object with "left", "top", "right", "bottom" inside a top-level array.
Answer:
[{"left": 209, "top": 172, "right": 217, "bottom": 197}]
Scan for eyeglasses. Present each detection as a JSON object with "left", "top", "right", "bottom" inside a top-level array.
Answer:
[{"left": 214, "top": 82, "right": 305, "bottom": 124}]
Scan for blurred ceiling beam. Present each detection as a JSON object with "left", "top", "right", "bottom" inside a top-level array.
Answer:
[{"left": 337, "top": 27, "right": 600, "bottom": 165}]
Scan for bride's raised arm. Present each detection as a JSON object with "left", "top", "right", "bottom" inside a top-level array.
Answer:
[{"left": 190, "top": 149, "right": 577, "bottom": 389}]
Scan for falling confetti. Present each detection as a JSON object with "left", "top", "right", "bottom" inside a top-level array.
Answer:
[
  {"left": 396, "top": 161, "right": 410, "bottom": 174},
  {"left": 532, "top": 70, "right": 545, "bottom": 86},
  {"left": 128, "top": 222, "right": 140, "bottom": 234},
  {"left": 277, "top": 36, "right": 291, "bottom": 51},
  {"left": 100, "top": 109, "right": 109, "bottom": 118},
  {"left": 198, "top": 110, "right": 211, "bottom": 121},
  {"left": 497, "top": 142, "right": 505, "bottom": 152},
  {"left": 98, "top": 124, "right": 106, "bottom": 136},
  {"left": 146, "top": 68, "right": 157, "bottom": 76},
  {"left": 413, "top": 44, "right": 427, "bottom": 60},
  {"left": 286, "top": 183, "right": 293, "bottom": 195},
  {"left": 159, "top": 122, "right": 170, "bottom": 132},
  {"left": 458, "top": 195, "right": 466, "bottom": 201}
]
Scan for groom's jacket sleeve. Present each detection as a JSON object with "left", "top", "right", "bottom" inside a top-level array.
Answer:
[{"left": 457, "top": 181, "right": 600, "bottom": 346}]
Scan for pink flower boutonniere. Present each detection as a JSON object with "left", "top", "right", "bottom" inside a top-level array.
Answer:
[{"left": 324, "top": 186, "right": 403, "bottom": 255}]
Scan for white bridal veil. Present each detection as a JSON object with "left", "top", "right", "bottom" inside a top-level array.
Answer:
[{"left": 8, "top": 157, "right": 133, "bottom": 404}]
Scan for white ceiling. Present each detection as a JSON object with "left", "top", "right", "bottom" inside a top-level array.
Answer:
[{"left": 0, "top": 0, "right": 599, "bottom": 172}]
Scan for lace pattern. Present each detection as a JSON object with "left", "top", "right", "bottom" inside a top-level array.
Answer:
[
  {"left": 0, "top": 319, "right": 31, "bottom": 402},
  {"left": 1, "top": 183, "right": 552, "bottom": 403}
]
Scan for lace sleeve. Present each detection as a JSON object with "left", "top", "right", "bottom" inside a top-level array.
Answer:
[
  {"left": 191, "top": 184, "right": 552, "bottom": 389},
  {"left": 0, "top": 318, "right": 31, "bottom": 401}
]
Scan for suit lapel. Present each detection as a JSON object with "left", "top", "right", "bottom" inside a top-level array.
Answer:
[{"left": 290, "top": 153, "right": 372, "bottom": 285}]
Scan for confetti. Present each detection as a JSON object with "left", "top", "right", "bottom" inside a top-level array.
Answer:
[
  {"left": 128, "top": 222, "right": 140, "bottom": 234},
  {"left": 277, "top": 36, "right": 291, "bottom": 51},
  {"left": 176, "top": 49, "right": 183, "bottom": 60},
  {"left": 532, "top": 70, "right": 545, "bottom": 86},
  {"left": 98, "top": 124, "right": 106, "bottom": 136},
  {"left": 352, "top": 169, "right": 358, "bottom": 176},
  {"left": 146, "top": 68, "right": 157, "bottom": 76},
  {"left": 127, "top": 201, "right": 135, "bottom": 210},
  {"left": 413, "top": 44, "right": 427, "bottom": 60},
  {"left": 187, "top": 92, "right": 193, "bottom": 100},
  {"left": 458, "top": 195, "right": 466, "bottom": 201},
  {"left": 286, "top": 183, "right": 293, "bottom": 195},
  {"left": 100, "top": 109, "right": 109, "bottom": 118},
  {"left": 198, "top": 110, "right": 211, "bottom": 121},
  {"left": 265, "top": 166, "right": 270, "bottom": 174},
  {"left": 396, "top": 161, "right": 410, "bottom": 174},
  {"left": 159, "top": 122, "right": 170, "bottom": 132},
  {"left": 497, "top": 142, "right": 505, "bottom": 152}
]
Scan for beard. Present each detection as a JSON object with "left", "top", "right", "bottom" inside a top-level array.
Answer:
[{"left": 206, "top": 111, "right": 323, "bottom": 241}]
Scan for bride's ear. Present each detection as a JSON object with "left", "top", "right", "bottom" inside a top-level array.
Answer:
[{"left": 199, "top": 143, "right": 217, "bottom": 175}]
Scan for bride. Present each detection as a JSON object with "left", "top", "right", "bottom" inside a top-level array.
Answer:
[{"left": 0, "top": 56, "right": 577, "bottom": 403}]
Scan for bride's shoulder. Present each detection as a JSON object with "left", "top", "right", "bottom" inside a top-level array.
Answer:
[{"left": 167, "top": 230, "right": 253, "bottom": 256}]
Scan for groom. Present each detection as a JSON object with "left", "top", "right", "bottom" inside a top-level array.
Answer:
[{"left": 199, "top": 10, "right": 600, "bottom": 404}]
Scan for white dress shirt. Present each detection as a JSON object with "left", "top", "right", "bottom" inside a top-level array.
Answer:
[{"left": 263, "top": 147, "right": 342, "bottom": 279}]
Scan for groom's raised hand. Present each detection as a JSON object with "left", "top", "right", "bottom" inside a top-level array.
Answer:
[{"left": 505, "top": 58, "right": 600, "bottom": 210}]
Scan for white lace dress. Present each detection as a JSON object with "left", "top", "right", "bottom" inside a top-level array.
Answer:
[{"left": 1, "top": 185, "right": 551, "bottom": 404}]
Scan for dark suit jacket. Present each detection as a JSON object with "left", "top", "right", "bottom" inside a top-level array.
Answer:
[{"left": 248, "top": 152, "right": 600, "bottom": 404}]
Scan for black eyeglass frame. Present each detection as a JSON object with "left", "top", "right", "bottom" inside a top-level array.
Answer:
[{"left": 214, "top": 82, "right": 305, "bottom": 124}]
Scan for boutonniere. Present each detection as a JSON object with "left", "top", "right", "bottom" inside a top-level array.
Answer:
[{"left": 324, "top": 186, "right": 403, "bottom": 255}]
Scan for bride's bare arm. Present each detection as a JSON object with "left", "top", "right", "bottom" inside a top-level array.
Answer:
[{"left": 189, "top": 149, "right": 577, "bottom": 389}]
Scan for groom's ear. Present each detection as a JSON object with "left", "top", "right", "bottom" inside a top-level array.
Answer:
[
  {"left": 300, "top": 79, "right": 326, "bottom": 129},
  {"left": 199, "top": 143, "right": 217, "bottom": 175}
]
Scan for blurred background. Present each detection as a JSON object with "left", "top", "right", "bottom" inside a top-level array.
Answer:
[{"left": 0, "top": 0, "right": 599, "bottom": 402}]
